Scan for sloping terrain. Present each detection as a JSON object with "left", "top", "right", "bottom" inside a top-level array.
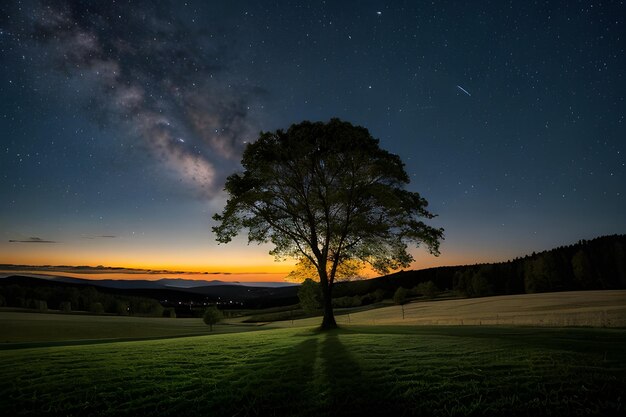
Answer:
[{"left": 269, "top": 290, "right": 626, "bottom": 328}]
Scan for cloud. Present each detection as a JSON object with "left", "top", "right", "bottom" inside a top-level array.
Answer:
[
  {"left": 9, "top": 237, "right": 58, "bottom": 244},
  {"left": 81, "top": 235, "right": 117, "bottom": 240},
  {"left": 28, "top": 1, "right": 262, "bottom": 198}
]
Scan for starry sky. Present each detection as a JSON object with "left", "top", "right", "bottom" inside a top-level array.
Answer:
[{"left": 1, "top": 1, "right": 624, "bottom": 280}]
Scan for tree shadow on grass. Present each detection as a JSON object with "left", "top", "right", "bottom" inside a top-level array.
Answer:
[
  {"left": 210, "top": 337, "right": 321, "bottom": 417},
  {"left": 317, "top": 330, "right": 400, "bottom": 417},
  {"left": 194, "top": 329, "right": 407, "bottom": 416}
]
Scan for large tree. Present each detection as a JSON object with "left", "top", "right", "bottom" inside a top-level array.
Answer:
[{"left": 212, "top": 118, "right": 443, "bottom": 329}]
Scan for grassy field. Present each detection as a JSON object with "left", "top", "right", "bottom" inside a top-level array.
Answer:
[
  {"left": 2, "top": 290, "right": 624, "bottom": 346},
  {"left": 1, "top": 290, "right": 625, "bottom": 416},
  {"left": 0, "top": 311, "right": 266, "bottom": 347},
  {"left": 330, "top": 290, "right": 626, "bottom": 327},
  {"left": 1, "top": 325, "right": 624, "bottom": 416},
  {"left": 251, "top": 290, "right": 626, "bottom": 329}
]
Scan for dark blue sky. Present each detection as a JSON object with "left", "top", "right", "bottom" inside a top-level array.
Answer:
[{"left": 1, "top": 0, "right": 624, "bottom": 274}]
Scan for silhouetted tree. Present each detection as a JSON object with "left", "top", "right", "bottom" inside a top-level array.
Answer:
[
  {"left": 393, "top": 287, "right": 408, "bottom": 319},
  {"left": 112, "top": 300, "right": 129, "bottom": 316},
  {"left": 213, "top": 119, "right": 443, "bottom": 329},
  {"left": 203, "top": 306, "right": 223, "bottom": 331},
  {"left": 453, "top": 269, "right": 474, "bottom": 296},
  {"left": 89, "top": 302, "right": 104, "bottom": 314},
  {"left": 469, "top": 267, "right": 494, "bottom": 297},
  {"left": 372, "top": 289, "right": 386, "bottom": 302},
  {"left": 524, "top": 252, "right": 562, "bottom": 293},
  {"left": 393, "top": 286, "right": 408, "bottom": 304},
  {"left": 414, "top": 280, "right": 439, "bottom": 298},
  {"left": 34, "top": 299, "right": 47, "bottom": 312}
]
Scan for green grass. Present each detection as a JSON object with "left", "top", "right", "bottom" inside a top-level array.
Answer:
[
  {"left": 1, "top": 325, "right": 624, "bottom": 416},
  {"left": 0, "top": 312, "right": 264, "bottom": 347},
  {"left": 2, "top": 291, "right": 626, "bottom": 415}
]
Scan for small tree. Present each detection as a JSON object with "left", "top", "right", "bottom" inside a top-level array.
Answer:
[
  {"left": 59, "top": 301, "right": 72, "bottom": 312},
  {"left": 113, "top": 300, "right": 128, "bottom": 316},
  {"left": 393, "top": 287, "right": 408, "bottom": 319},
  {"left": 203, "top": 306, "right": 223, "bottom": 331},
  {"left": 372, "top": 289, "right": 386, "bottom": 303},
  {"left": 415, "top": 280, "right": 439, "bottom": 298},
  {"left": 89, "top": 302, "right": 104, "bottom": 315},
  {"left": 213, "top": 118, "right": 443, "bottom": 329},
  {"left": 297, "top": 278, "right": 322, "bottom": 314},
  {"left": 35, "top": 299, "right": 47, "bottom": 312}
]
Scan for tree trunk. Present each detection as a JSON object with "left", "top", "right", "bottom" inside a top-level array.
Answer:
[
  {"left": 317, "top": 263, "right": 337, "bottom": 330},
  {"left": 320, "top": 283, "right": 337, "bottom": 330},
  {"left": 321, "top": 293, "right": 337, "bottom": 329}
]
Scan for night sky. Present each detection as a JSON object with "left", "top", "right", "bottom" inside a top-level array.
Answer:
[{"left": 1, "top": 1, "right": 624, "bottom": 278}]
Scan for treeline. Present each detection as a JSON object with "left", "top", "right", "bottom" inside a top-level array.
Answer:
[
  {"left": 0, "top": 280, "right": 165, "bottom": 316},
  {"left": 333, "top": 281, "right": 439, "bottom": 307},
  {"left": 335, "top": 234, "right": 626, "bottom": 299},
  {"left": 453, "top": 234, "right": 626, "bottom": 297}
]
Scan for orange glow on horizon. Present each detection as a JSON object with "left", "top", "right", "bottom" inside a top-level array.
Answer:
[
  {"left": 0, "top": 244, "right": 296, "bottom": 277},
  {"left": 0, "top": 251, "right": 499, "bottom": 277},
  {"left": 0, "top": 269, "right": 292, "bottom": 283},
  {"left": 0, "top": 236, "right": 516, "bottom": 282}
]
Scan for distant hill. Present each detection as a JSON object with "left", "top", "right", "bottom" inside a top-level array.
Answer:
[
  {"left": 0, "top": 275, "right": 299, "bottom": 315},
  {"left": 40, "top": 275, "right": 295, "bottom": 289},
  {"left": 0, "top": 274, "right": 296, "bottom": 289}
]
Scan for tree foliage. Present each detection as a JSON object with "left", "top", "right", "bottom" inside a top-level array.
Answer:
[
  {"left": 571, "top": 249, "right": 596, "bottom": 289},
  {"left": 213, "top": 118, "right": 443, "bottom": 329},
  {"left": 287, "top": 257, "right": 364, "bottom": 282},
  {"left": 454, "top": 267, "right": 495, "bottom": 298},
  {"left": 203, "top": 306, "right": 223, "bottom": 331},
  {"left": 413, "top": 280, "right": 439, "bottom": 298},
  {"left": 297, "top": 278, "right": 322, "bottom": 313},
  {"left": 393, "top": 287, "right": 408, "bottom": 305},
  {"left": 393, "top": 287, "right": 408, "bottom": 320}
]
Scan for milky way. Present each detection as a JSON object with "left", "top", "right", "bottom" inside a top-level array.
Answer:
[{"left": 28, "top": 1, "right": 262, "bottom": 197}]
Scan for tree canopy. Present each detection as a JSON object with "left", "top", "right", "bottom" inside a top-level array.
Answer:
[
  {"left": 213, "top": 118, "right": 443, "bottom": 328},
  {"left": 297, "top": 278, "right": 322, "bottom": 314},
  {"left": 203, "top": 306, "right": 223, "bottom": 331}
]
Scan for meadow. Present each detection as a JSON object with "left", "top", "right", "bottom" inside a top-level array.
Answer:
[
  {"left": 1, "top": 291, "right": 625, "bottom": 416},
  {"left": 332, "top": 290, "right": 626, "bottom": 327},
  {"left": 0, "top": 311, "right": 265, "bottom": 348}
]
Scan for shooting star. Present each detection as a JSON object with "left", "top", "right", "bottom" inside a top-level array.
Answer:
[{"left": 456, "top": 85, "right": 471, "bottom": 96}]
